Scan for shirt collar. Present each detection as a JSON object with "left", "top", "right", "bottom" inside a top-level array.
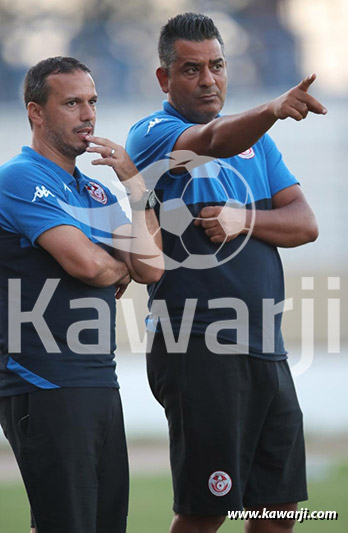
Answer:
[
  {"left": 21, "top": 146, "right": 80, "bottom": 186},
  {"left": 162, "top": 100, "right": 222, "bottom": 123},
  {"left": 162, "top": 100, "right": 192, "bottom": 123}
]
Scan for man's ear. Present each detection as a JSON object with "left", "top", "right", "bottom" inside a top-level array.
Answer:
[
  {"left": 156, "top": 67, "right": 169, "bottom": 94},
  {"left": 27, "top": 102, "right": 44, "bottom": 126}
]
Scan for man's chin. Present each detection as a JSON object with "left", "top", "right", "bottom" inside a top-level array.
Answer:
[
  {"left": 73, "top": 141, "right": 89, "bottom": 156},
  {"left": 61, "top": 144, "right": 87, "bottom": 159},
  {"left": 189, "top": 101, "right": 223, "bottom": 124},
  {"left": 190, "top": 108, "right": 220, "bottom": 124}
]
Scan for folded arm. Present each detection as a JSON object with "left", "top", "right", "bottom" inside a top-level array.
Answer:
[
  {"left": 196, "top": 184, "right": 319, "bottom": 248},
  {"left": 37, "top": 225, "right": 131, "bottom": 287}
]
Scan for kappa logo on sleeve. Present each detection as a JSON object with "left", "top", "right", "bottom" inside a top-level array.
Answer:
[
  {"left": 86, "top": 181, "right": 108, "bottom": 204},
  {"left": 31, "top": 185, "right": 55, "bottom": 202},
  {"left": 146, "top": 117, "right": 167, "bottom": 134},
  {"left": 237, "top": 147, "right": 255, "bottom": 159}
]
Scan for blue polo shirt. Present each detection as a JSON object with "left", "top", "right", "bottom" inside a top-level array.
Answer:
[
  {"left": 0, "top": 147, "right": 129, "bottom": 396},
  {"left": 126, "top": 101, "right": 299, "bottom": 359}
]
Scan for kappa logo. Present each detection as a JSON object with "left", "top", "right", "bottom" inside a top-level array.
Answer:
[
  {"left": 86, "top": 181, "right": 108, "bottom": 204},
  {"left": 146, "top": 117, "right": 166, "bottom": 134},
  {"left": 208, "top": 471, "right": 232, "bottom": 497},
  {"left": 237, "top": 147, "right": 255, "bottom": 159},
  {"left": 31, "top": 185, "right": 55, "bottom": 203}
]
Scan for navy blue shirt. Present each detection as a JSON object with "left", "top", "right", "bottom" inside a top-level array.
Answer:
[
  {"left": 126, "top": 101, "right": 299, "bottom": 360},
  {"left": 0, "top": 147, "right": 129, "bottom": 396}
]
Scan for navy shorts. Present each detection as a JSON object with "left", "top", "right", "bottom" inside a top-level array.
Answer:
[
  {"left": 147, "top": 334, "right": 307, "bottom": 516},
  {"left": 0, "top": 387, "right": 129, "bottom": 533}
]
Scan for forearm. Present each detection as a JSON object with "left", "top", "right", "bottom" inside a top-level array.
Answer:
[
  {"left": 201, "top": 103, "right": 277, "bottom": 158},
  {"left": 126, "top": 180, "right": 163, "bottom": 282},
  {"left": 175, "top": 74, "right": 326, "bottom": 158},
  {"left": 37, "top": 225, "right": 131, "bottom": 288},
  {"left": 85, "top": 138, "right": 163, "bottom": 283},
  {"left": 245, "top": 202, "right": 319, "bottom": 248},
  {"left": 127, "top": 208, "right": 163, "bottom": 283},
  {"left": 78, "top": 247, "right": 131, "bottom": 287}
]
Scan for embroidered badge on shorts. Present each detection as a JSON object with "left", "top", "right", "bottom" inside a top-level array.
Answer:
[
  {"left": 208, "top": 471, "right": 232, "bottom": 496},
  {"left": 86, "top": 181, "right": 108, "bottom": 204}
]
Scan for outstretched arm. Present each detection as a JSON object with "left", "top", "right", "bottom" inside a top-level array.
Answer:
[{"left": 173, "top": 74, "right": 327, "bottom": 158}]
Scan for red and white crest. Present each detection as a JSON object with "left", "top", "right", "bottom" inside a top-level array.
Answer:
[
  {"left": 237, "top": 147, "right": 255, "bottom": 159},
  {"left": 208, "top": 471, "right": 232, "bottom": 497},
  {"left": 86, "top": 181, "right": 108, "bottom": 204}
]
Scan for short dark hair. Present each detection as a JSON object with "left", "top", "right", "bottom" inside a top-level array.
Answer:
[
  {"left": 24, "top": 56, "right": 91, "bottom": 108},
  {"left": 158, "top": 12, "right": 224, "bottom": 71}
]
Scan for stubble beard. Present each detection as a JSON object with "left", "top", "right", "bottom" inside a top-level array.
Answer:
[
  {"left": 45, "top": 125, "right": 86, "bottom": 159},
  {"left": 175, "top": 96, "right": 224, "bottom": 125}
]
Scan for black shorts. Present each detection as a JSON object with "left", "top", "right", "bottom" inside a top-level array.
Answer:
[
  {"left": 0, "top": 388, "right": 128, "bottom": 533},
  {"left": 147, "top": 334, "right": 307, "bottom": 516}
]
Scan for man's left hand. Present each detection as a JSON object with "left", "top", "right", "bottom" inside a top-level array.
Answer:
[
  {"left": 86, "top": 135, "right": 139, "bottom": 183},
  {"left": 194, "top": 205, "right": 247, "bottom": 243}
]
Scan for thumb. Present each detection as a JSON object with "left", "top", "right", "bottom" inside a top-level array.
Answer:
[
  {"left": 297, "top": 73, "right": 316, "bottom": 92},
  {"left": 199, "top": 206, "right": 219, "bottom": 219}
]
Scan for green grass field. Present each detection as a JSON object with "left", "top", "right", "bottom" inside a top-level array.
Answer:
[{"left": 0, "top": 464, "right": 346, "bottom": 532}]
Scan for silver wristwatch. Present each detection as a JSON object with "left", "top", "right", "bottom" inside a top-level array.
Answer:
[{"left": 129, "top": 189, "right": 157, "bottom": 211}]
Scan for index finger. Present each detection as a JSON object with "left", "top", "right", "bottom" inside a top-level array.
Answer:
[
  {"left": 86, "top": 134, "right": 115, "bottom": 147},
  {"left": 302, "top": 93, "right": 327, "bottom": 115},
  {"left": 297, "top": 73, "right": 316, "bottom": 92}
]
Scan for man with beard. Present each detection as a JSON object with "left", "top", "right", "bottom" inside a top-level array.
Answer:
[
  {"left": 0, "top": 56, "right": 163, "bottom": 533},
  {"left": 126, "top": 12, "right": 326, "bottom": 533}
]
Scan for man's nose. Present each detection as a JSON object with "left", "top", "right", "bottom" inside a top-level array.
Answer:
[
  {"left": 199, "top": 66, "right": 216, "bottom": 88},
  {"left": 80, "top": 102, "right": 95, "bottom": 121}
]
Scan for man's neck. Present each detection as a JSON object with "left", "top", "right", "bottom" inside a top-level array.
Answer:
[{"left": 31, "top": 139, "right": 76, "bottom": 175}]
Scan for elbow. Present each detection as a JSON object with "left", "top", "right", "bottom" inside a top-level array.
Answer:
[
  {"left": 148, "top": 266, "right": 164, "bottom": 283},
  {"left": 304, "top": 218, "right": 319, "bottom": 243},
  {"left": 294, "top": 220, "right": 318, "bottom": 247},
  {"left": 133, "top": 267, "right": 164, "bottom": 285},
  {"left": 309, "top": 224, "right": 319, "bottom": 243},
  {"left": 132, "top": 258, "right": 165, "bottom": 285},
  {"left": 294, "top": 205, "right": 319, "bottom": 246}
]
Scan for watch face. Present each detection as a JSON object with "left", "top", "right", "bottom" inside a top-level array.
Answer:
[{"left": 146, "top": 190, "right": 157, "bottom": 209}]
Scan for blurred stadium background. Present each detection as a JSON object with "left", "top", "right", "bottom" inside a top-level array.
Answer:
[{"left": 0, "top": 0, "right": 348, "bottom": 531}]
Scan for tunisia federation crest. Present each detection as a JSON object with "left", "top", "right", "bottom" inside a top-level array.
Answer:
[
  {"left": 86, "top": 181, "right": 108, "bottom": 204},
  {"left": 208, "top": 471, "right": 232, "bottom": 497},
  {"left": 237, "top": 147, "right": 255, "bottom": 159}
]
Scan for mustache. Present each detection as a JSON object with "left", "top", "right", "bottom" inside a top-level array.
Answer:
[
  {"left": 73, "top": 122, "right": 94, "bottom": 133},
  {"left": 197, "top": 89, "right": 219, "bottom": 96}
]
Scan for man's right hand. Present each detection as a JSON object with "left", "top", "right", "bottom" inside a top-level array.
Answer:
[
  {"left": 269, "top": 73, "right": 327, "bottom": 121},
  {"left": 171, "top": 74, "right": 327, "bottom": 158},
  {"left": 115, "top": 272, "right": 132, "bottom": 300}
]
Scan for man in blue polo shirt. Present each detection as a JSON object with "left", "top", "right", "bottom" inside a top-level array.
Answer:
[
  {"left": 126, "top": 13, "right": 326, "bottom": 533},
  {"left": 0, "top": 56, "right": 163, "bottom": 533}
]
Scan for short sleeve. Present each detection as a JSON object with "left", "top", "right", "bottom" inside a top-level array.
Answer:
[
  {"left": 0, "top": 163, "right": 84, "bottom": 245},
  {"left": 261, "top": 134, "right": 299, "bottom": 197},
  {"left": 126, "top": 114, "right": 194, "bottom": 172}
]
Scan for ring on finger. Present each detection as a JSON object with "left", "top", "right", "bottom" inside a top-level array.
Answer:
[{"left": 110, "top": 148, "right": 115, "bottom": 157}]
